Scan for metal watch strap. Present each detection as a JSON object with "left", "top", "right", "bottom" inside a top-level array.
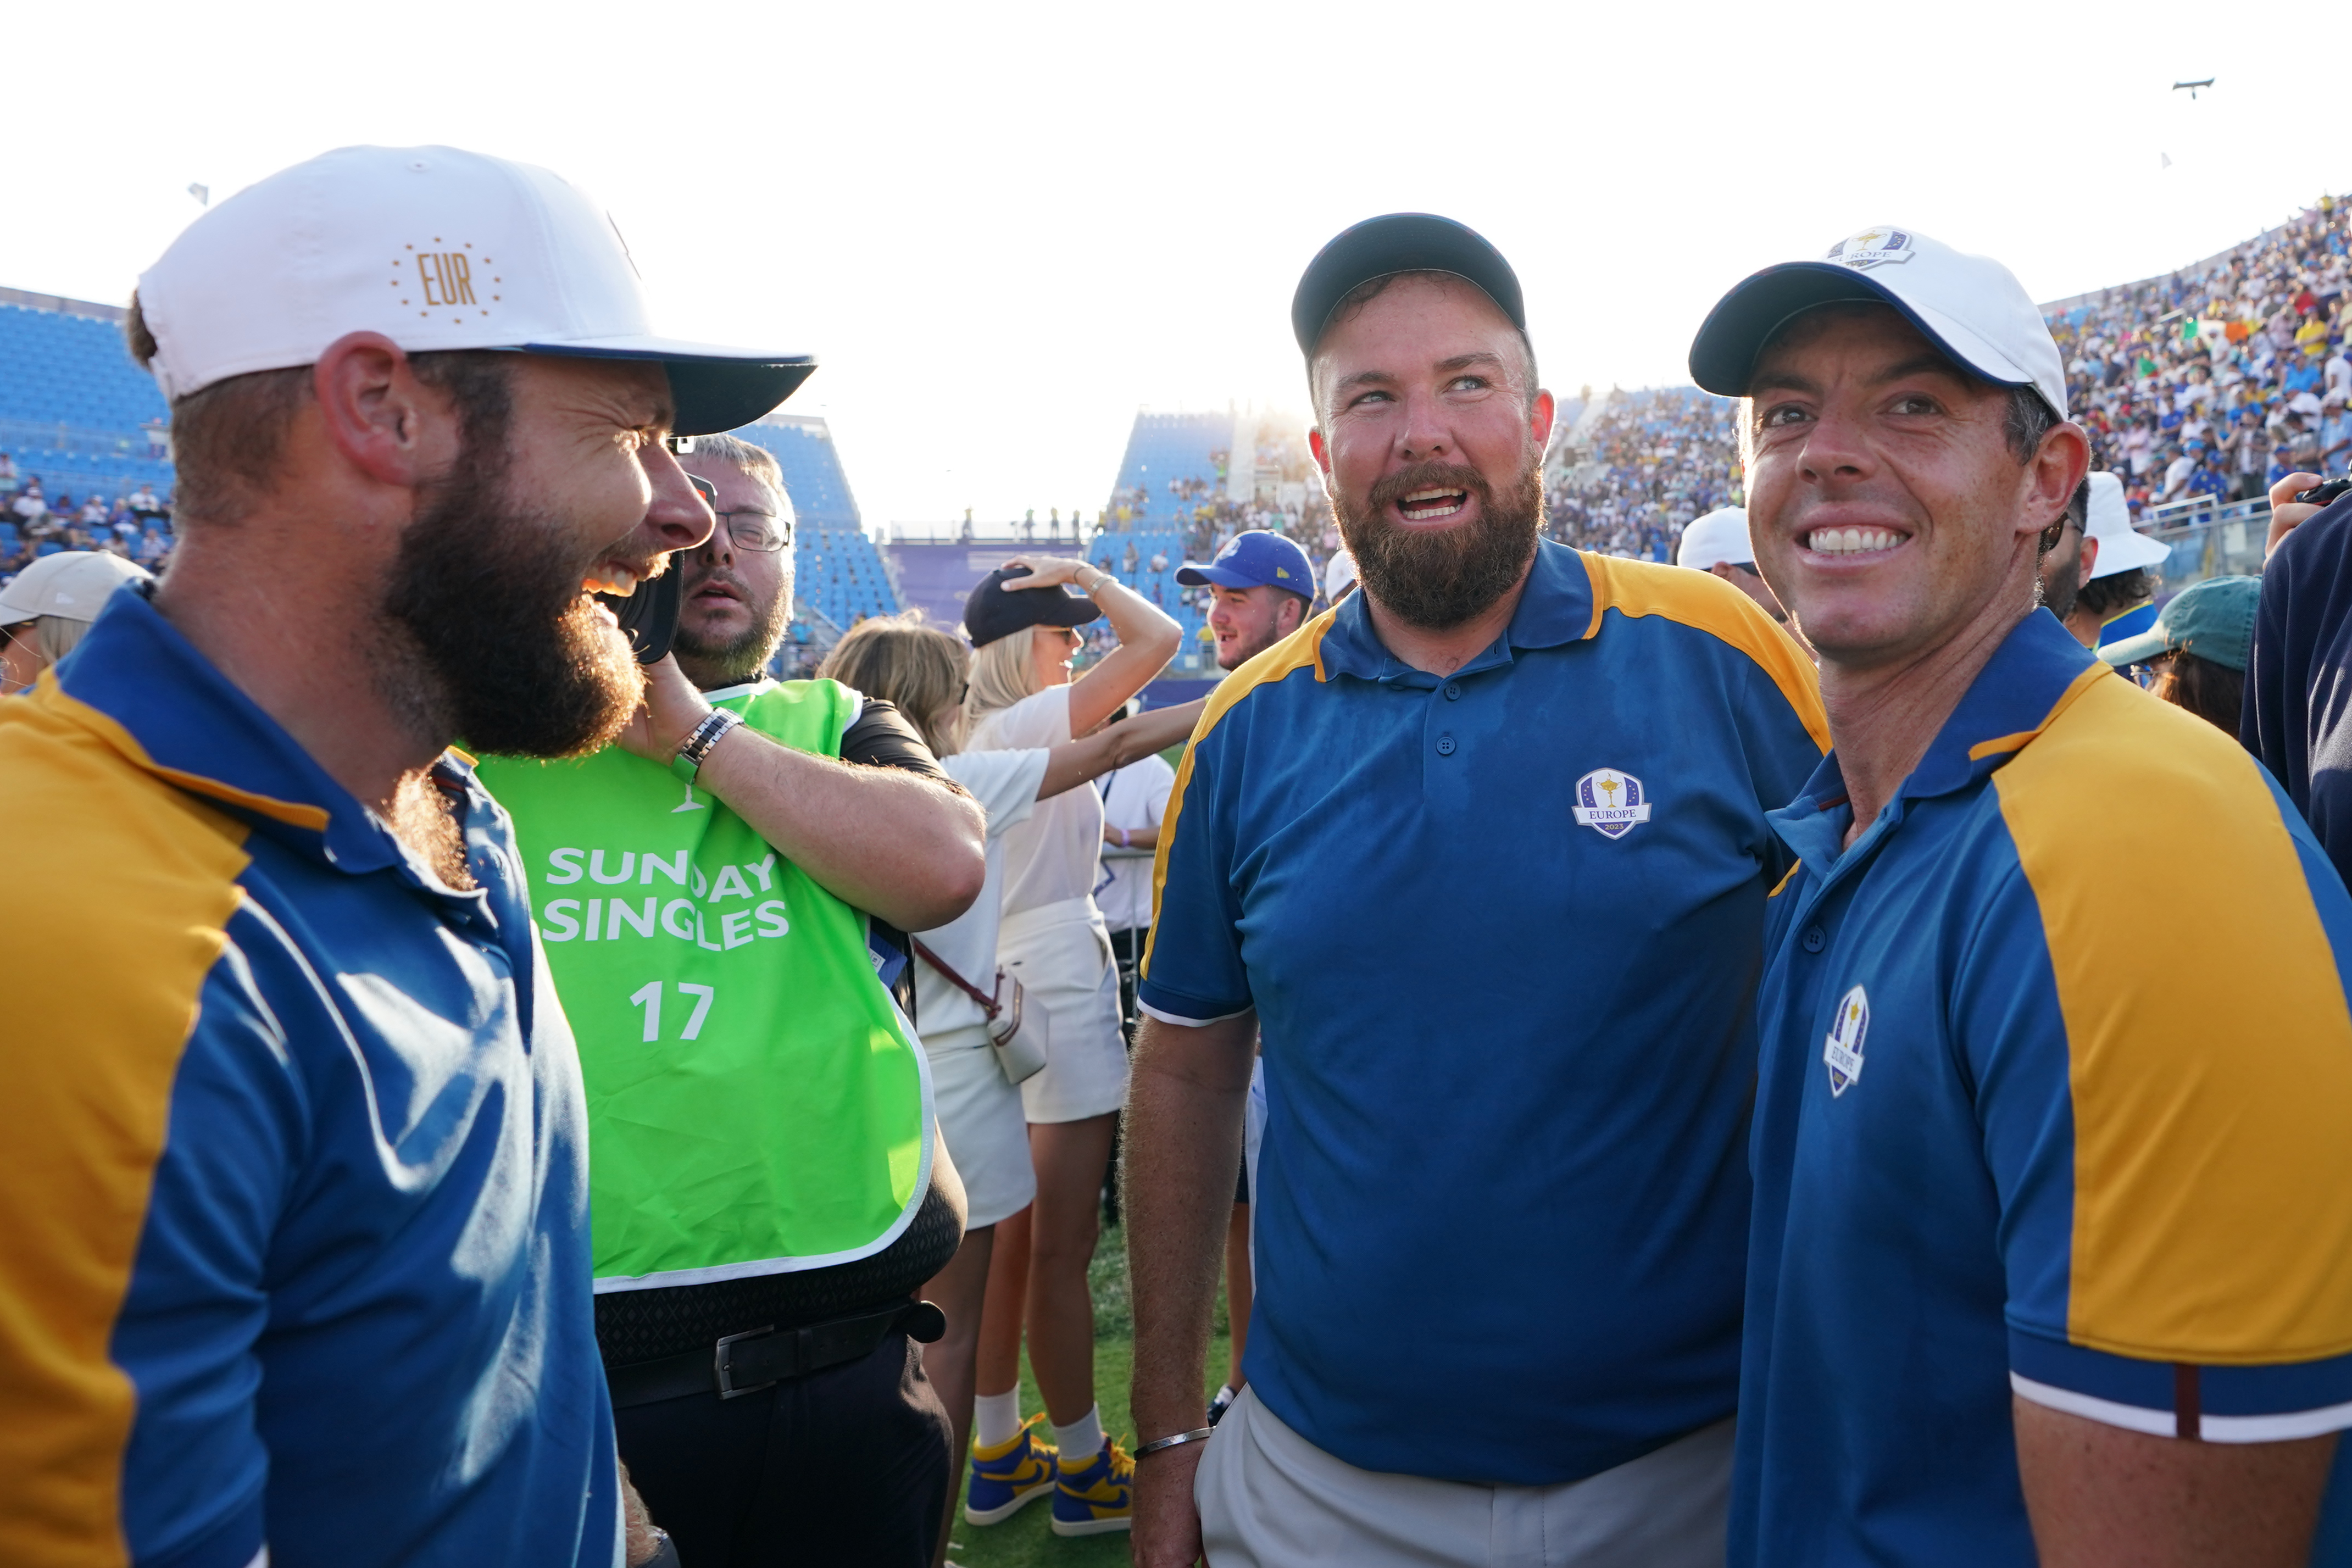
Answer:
[
  {"left": 1135, "top": 1425, "right": 1214, "bottom": 1458},
  {"left": 676, "top": 708, "right": 743, "bottom": 778}
]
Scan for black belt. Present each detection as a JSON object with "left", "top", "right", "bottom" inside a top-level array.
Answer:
[{"left": 605, "top": 1298, "right": 947, "bottom": 1409}]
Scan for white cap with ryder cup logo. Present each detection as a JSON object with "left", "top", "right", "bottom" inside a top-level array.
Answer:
[
  {"left": 1687, "top": 225, "right": 2067, "bottom": 421},
  {"left": 135, "top": 144, "right": 815, "bottom": 436}
]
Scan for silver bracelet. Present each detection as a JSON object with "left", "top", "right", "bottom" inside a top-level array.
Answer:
[
  {"left": 1135, "top": 1426, "right": 1214, "bottom": 1458},
  {"left": 675, "top": 708, "right": 743, "bottom": 779}
]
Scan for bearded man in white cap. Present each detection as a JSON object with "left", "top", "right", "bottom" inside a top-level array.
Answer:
[
  {"left": 0, "top": 146, "right": 822, "bottom": 1568},
  {"left": 1690, "top": 225, "right": 2352, "bottom": 1565}
]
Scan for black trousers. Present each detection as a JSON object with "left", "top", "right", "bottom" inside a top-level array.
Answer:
[{"left": 615, "top": 1331, "right": 952, "bottom": 1568}]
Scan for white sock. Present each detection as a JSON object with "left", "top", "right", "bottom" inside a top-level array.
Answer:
[
  {"left": 975, "top": 1388, "right": 1022, "bottom": 1449},
  {"left": 1052, "top": 1404, "right": 1105, "bottom": 1465}
]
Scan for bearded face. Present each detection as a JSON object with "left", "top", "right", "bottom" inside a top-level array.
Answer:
[
  {"left": 1331, "top": 452, "right": 1545, "bottom": 631},
  {"left": 379, "top": 400, "right": 645, "bottom": 760}
]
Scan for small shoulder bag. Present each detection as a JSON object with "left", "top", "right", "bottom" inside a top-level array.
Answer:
[{"left": 910, "top": 937, "right": 1050, "bottom": 1085}]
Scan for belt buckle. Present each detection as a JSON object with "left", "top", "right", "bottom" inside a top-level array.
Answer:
[{"left": 714, "top": 1325, "right": 779, "bottom": 1399}]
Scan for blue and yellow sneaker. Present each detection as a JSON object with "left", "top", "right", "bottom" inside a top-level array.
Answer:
[
  {"left": 964, "top": 1414, "right": 1058, "bottom": 1525},
  {"left": 1049, "top": 1437, "right": 1136, "bottom": 1537}
]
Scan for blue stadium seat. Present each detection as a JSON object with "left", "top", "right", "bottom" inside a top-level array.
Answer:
[{"left": 729, "top": 415, "right": 903, "bottom": 627}]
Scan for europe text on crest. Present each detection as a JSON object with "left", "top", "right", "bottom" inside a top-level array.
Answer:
[
  {"left": 1823, "top": 984, "right": 1870, "bottom": 1097},
  {"left": 1570, "top": 767, "right": 1652, "bottom": 839},
  {"left": 1825, "top": 227, "right": 1914, "bottom": 271}
]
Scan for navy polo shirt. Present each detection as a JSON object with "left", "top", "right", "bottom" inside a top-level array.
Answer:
[
  {"left": 0, "top": 588, "right": 619, "bottom": 1568},
  {"left": 2245, "top": 487, "right": 2352, "bottom": 891},
  {"left": 1142, "top": 538, "right": 1826, "bottom": 1484},
  {"left": 1738, "top": 609, "right": 2352, "bottom": 1566}
]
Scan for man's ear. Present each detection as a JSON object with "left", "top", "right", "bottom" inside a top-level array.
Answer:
[
  {"left": 2025, "top": 421, "right": 2093, "bottom": 546},
  {"left": 311, "top": 331, "right": 460, "bottom": 491}
]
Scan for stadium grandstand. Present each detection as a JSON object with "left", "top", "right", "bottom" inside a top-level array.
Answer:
[
  {"left": 6, "top": 194, "right": 2344, "bottom": 629},
  {"left": 0, "top": 288, "right": 176, "bottom": 571},
  {"left": 730, "top": 412, "right": 900, "bottom": 673}
]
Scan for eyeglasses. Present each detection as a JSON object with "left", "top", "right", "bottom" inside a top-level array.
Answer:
[{"left": 714, "top": 508, "right": 793, "bottom": 553}]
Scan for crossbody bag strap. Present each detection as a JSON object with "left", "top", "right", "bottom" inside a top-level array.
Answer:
[{"left": 909, "top": 936, "right": 1000, "bottom": 1019}]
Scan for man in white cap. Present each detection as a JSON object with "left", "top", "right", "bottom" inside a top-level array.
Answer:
[
  {"left": 1676, "top": 505, "right": 1791, "bottom": 625},
  {"left": 1689, "top": 224, "right": 2352, "bottom": 1564},
  {"left": 0, "top": 145, "right": 817, "bottom": 1568},
  {"left": 2045, "top": 470, "right": 2170, "bottom": 650},
  {"left": 0, "top": 549, "right": 152, "bottom": 692}
]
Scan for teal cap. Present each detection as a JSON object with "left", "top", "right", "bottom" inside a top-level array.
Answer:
[{"left": 2100, "top": 574, "right": 2260, "bottom": 672}]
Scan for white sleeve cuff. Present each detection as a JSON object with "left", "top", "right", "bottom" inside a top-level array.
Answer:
[
  {"left": 1137, "top": 999, "right": 1253, "bottom": 1028},
  {"left": 2011, "top": 1372, "right": 2352, "bottom": 1444}
]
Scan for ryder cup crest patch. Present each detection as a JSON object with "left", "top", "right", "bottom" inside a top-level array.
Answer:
[
  {"left": 1825, "top": 227, "right": 1914, "bottom": 271},
  {"left": 1823, "top": 985, "right": 1870, "bottom": 1096},
  {"left": 1570, "top": 768, "right": 1652, "bottom": 839}
]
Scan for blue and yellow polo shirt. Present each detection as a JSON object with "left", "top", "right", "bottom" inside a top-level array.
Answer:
[
  {"left": 0, "top": 588, "right": 619, "bottom": 1568},
  {"left": 1141, "top": 538, "right": 1827, "bottom": 1484},
  {"left": 1737, "top": 608, "right": 2352, "bottom": 1565}
]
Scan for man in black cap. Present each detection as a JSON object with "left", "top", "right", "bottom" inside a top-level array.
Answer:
[{"left": 1122, "top": 214, "right": 1828, "bottom": 1567}]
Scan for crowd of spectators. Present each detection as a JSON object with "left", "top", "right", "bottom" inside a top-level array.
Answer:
[
  {"left": 0, "top": 453, "right": 172, "bottom": 574},
  {"left": 1545, "top": 386, "right": 1743, "bottom": 562},
  {"left": 2051, "top": 196, "right": 2350, "bottom": 518}
]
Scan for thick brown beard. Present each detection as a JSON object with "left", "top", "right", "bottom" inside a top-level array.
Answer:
[
  {"left": 380, "top": 444, "right": 644, "bottom": 760},
  {"left": 1333, "top": 455, "right": 1545, "bottom": 630}
]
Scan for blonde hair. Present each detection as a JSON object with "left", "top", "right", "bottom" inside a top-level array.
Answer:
[
  {"left": 36, "top": 614, "right": 90, "bottom": 664},
  {"left": 817, "top": 611, "right": 970, "bottom": 757},
  {"left": 964, "top": 624, "right": 1041, "bottom": 730}
]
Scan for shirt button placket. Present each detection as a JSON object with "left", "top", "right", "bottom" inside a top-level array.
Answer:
[{"left": 1436, "top": 733, "right": 1456, "bottom": 757}]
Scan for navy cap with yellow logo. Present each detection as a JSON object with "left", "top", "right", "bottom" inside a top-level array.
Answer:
[{"left": 1177, "top": 530, "right": 1316, "bottom": 597}]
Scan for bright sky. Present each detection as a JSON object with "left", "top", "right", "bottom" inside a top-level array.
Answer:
[{"left": 12, "top": 1, "right": 2346, "bottom": 530}]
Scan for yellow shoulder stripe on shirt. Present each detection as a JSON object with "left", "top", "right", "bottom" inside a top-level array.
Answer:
[
  {"left": 1995, "top": 673, "right": 2352, "bottom": 1363},
  {"left": 42, "top": 670, "right": 330, "bottom": 833},
  {"left": 0, "top": 685, "right": 254, "bottom": 1565},
  {"left": 1141, "top": 613, "right": 1338, "bottom": 981},
  {"left": 1577, "top": 553, "right": 1829, "bottom": 754}
]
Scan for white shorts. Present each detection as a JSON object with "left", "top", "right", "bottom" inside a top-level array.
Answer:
[
  {"left": 922, "top": 1027, "right": 1037, "bottom": 1229},
  {"left": 1000, "top": 897, "right": 1128, "bottom": 1124},
  {"left": 1197, "top": 1387, "right": 1732, "bottom": 1568}
]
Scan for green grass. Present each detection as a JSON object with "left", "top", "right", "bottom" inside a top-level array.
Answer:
[{"left": 949, "top": 1222, "right": 1233, "bottom": 1568}]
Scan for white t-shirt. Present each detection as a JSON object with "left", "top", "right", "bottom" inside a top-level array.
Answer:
[
  {"left": 1096, "top": 752, "right": 1176, "bottom": 933},
  {"left": 913, "top": 747, "right": 1050, "bottom": 1042},
  {"left": 968, "top": 685, "right": 1104, "bottom": 917}
]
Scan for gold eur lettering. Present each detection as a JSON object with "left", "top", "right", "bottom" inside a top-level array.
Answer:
[{"left": 414, "top": 252, "right": 480, "bottom": 308}]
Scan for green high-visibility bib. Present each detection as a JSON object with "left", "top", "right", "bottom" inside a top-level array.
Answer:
[{"left": 476, "top": 678, "right": 930, "bottom": 1290}]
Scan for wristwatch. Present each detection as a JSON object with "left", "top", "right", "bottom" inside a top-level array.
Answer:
[{"left": 675, "top": 708, "right": 744, "bottom": 782}]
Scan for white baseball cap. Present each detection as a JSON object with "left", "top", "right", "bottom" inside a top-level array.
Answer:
[
  {"left": 0, "top": 551, "right": 153, "bottom": 626},
  {"left": 2083, "top": 470, "right": 2169, "bottom": 578},
  {"left": 1688, "top": 225, "right": 2067, "bottom": 420},
  {"left": 1676, "top": 507, "right": 1754, "bottom": 570},
  {"left": 136, "top": 145, "right": 814, "bottom": 436},
  {"left": 1324, "top": 548, "right": 1358, "bottom": 600}
]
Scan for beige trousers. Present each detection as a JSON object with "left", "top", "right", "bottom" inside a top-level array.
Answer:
[{"left": 1196, "top": 1387, "right": 1733, "bottom": 1568}]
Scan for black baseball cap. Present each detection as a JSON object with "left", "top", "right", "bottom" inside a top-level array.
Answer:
[
  {"left": 963, "top": 566, "right": 1103, "bottom": 649},
  {"left": 1291, "top": 213, "right": 1526, "bottom": 357}
]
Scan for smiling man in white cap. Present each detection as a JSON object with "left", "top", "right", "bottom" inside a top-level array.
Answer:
[
  {"left": 0, "top": 144, "right": 818, "bottom": 1568},
  {"left": 1691, "top": 225, "right": 2352, "bottom": 1565}
]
